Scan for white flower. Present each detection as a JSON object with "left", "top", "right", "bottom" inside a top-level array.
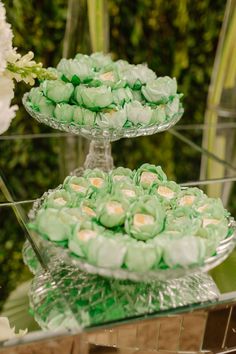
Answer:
[
  {"left": 0, "top": 317, "right": 27, "bottom": 342},
  {"left": 0, "top": 75, "right": 18, "bottom": 134},
  {"left": 0, "top": 2, "right": 14, "bottom": 74}
]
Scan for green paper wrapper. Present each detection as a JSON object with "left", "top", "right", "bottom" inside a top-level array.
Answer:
[
  {"left": 124, "top": 240, "right": 161, "bottom": 271},
  {"left": 165, "top": 207, "right": 201, "bottom": 234},
  {"left": 194, "top": 197, "right": 229, "bottom": 219},
  {"left": 35, "top": 208, "right": 72, "bottom": 242},
  {"left": 83, "top": 169, "right": 109, "bottom": 193},
  {"left": 28, "top": 87, "right": 55, "bottom": 116},
  {"left": 54, "top": 103, "right": 75, "bottom": 122},
  {"left": 96, "top": 108, "right": 127, "bottom": 129},
  {"left": 112, "top": 180, "right": 143, "bottom": 201},
  {"left": 97, "top": 195, "right": 128, "bottom": 228},
  {"left": 74, "top": 85, "right": 113, "bottom": 109},
  {"left": 64, "top": 176, "right": 90, "bottom": 198},
  {"left": 42, "top": 80, "right": 74, "bottom": 103},
  {"left": 175, "top": 187, "right": 206, "bottom": 208},
  {"left": 110, "top": 167, "right": 134, "bottom": 182},
  {"left": 125, "top": 195, "right": 165, "bottom": 240},
  {"left": 150, "top": 181, "right": 180, "bottom": 206},
  {"left": 125, "top": 101, "right": 153, "bottom": 126},
  {"left": 112, "top": 87, "right": 133, "bottom": 106},
  {"left": 122, "top": 64, "right": 156, "bottom": 88},
  {"left": 87, "top": 235, "right": 127, "bottom": 269},
  {"left": 135, "top": 163, "right": 167, "bottom": 189},
  {"left": 45, "top": 190, "right": 74, "bottom": 209},
  {"left": 141, "top": 76, "right": 177, "bottom": 104},
  {"left": 162, "top": 236, "right": 206, "bottom": 268},
  {"left": 57, "top": 58, "right": 93, "bottom": 83},
  {"left": 90, "top": 52, "right": 113, "bottom": 71},
  {"left": 68, "top": 220, "right": 104, "bottom": 257}
]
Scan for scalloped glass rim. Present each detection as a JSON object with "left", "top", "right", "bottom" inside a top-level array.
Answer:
[
  {"left": 28, "top": 185, "right": 236, "bottom": 282},
  {"left": 22, "top": 92, "right": 184, "bottom": 142}
]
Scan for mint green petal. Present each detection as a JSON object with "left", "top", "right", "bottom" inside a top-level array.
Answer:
[{"left": 54, "top": 103, "right": 75, "bottom": 122}]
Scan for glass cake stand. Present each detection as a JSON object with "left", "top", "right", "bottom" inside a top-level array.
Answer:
[
  {"left": 28, "top": 183, "right": 236, "bottom": 282},
  {"left": 23, "top": 92, "right": 184, "bottom": 171},
  {"left": 21, "top": 184, "right": 236, "bottom": 330}
]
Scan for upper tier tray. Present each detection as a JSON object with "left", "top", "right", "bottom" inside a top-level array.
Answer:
[{"left": 23, "top": 92, "right": 183, "bottom": 142}]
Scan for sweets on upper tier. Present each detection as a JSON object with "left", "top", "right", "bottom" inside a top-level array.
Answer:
[
  {"left": 26, "top": 53, "right": 184, "bottom": 129},
  {"left": 29, "top": 164, "right": 230, "bottom": 273}
]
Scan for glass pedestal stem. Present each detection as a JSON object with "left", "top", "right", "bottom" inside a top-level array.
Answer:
[{"left": 84, "top": 139, "right": 114, "bottom": 171}]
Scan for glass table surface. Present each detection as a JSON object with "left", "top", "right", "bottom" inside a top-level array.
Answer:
[{"left": 1, "top": 121, "right": 236, "bottom": 347}]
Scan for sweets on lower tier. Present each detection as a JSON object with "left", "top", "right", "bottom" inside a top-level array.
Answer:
[
  {"left": 25, "top": 52, "right": 184, "bottom": 128},
  {"left": 28, "top": 164, "right": 232, "bottom": 273}
]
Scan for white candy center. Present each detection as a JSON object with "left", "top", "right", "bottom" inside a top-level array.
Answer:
[
  {"left": 106, "top": 202, "right": 124, "bottom": 215},
  {"left": 99, "top": 71, "right": 115, "bottom": 82},
  {"left": 77, "top": 230, "right": 97, "bottom": 242},
  {"left": 89, "top": 177, "right": 104, "bottom": 188},
  {"left": 113, "top": 175, "right": 125, "bottom": 181},
  {"left": 82, "top": 206, "right": 96, "bottom": 217},
  {"left": 197, "top": 204, "right": 208, "bottom": 213},
  {"left": 133, "top": 213, "right": 154, "bottom": 227},
  {"left": 179, "top": 195, "right": 195, "bottom": 206},
  {"left": 122, "top": 189, "right": 135, "bottom": 197},
  {"left": 140, "top": 172, "right": 157, "bottom": 185},
  {"left": 157, "top": 186, "right": 175, "bottom": 199},
  {"left": 202, "top": 218, "right": 220, "bottom": 227},
  {"left": 70, "top": 183, "right": 86, "bottom": 193},
  {"left": 54, "top": 197, "right": 67, "bottom": 206}
]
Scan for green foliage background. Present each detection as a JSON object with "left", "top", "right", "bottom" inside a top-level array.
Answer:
[{"left": 0, "top": 0, "right": 225, "bottom": 309}]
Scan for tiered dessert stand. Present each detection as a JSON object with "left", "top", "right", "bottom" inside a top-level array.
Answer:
[{"left": 22, "top": 94, "right": 236, "bottom": 330}]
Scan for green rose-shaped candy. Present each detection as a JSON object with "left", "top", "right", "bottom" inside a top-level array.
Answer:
[
  {"left": 163, "top": 236, "right": 206, "bottom": 268},
  {"left": 124, "top": 241, "right": 160, "bottom": 271},
  {"left": 125, "top": 195, "right": 165, "bottom": 240},
  {"left": 83, "top": 169, "right": 109, "bottom": 191},
  {"left": 87, "top": 235, "right": 127, "bottom": 269},
  {"left": 112, "top": 87, "right": 133, "bottom": 106},
  {"left": 141, "top": 77, "right": 177, "bottom": 103},
  {"left": 96, "top": 108, "right": 127, "bottom": 129},
  {"left": 135, "top": 163, "right": 167, "bottom": 189},
  {"left": 57, "top": 58, "right": 93, "bottom": 84},
  {"left": 79, "top": 199, "right": 97, "bottom": 218},
  {"left": 151, "top": 105, "right": 166, "bottom": 124},
  {"left": 90, "top": 52, "right": 113, "bottom": 70},
  {"left": 110, "top": 167, "right": 134, "bottom": 183},
  {"left": 46, "top": 190, "right": 73, "bottom": 209},
  {"left": 175, "top": 187, "right": 206, "bottom": 208},
  {"left": 28, "top": 87, "right": 55, "bottom": 116},
  {"left": 194, "top": 198, "right": 229, "bottom": 219},
  {"left": 64, "top": 176, "right": 90, "bottom": 198},
  {"left": 200, "top": 216, "right": 229, "bottom": 241},
  {"left": 112, "top": 180, "right": 143, "bottom": 201},
  {"left": 125, "top": 101, "right": 153, "bottom": 126},
  {"left": 122, "top": 64, "right": 156, "bottom": 88},
  {"left": 195, "top": 226, "right": 222, "bottom": 257},
  {"left": 165, "top": 95, "right": 182, "bottom": 120},
  {"left": 74, "top": 53, "right": 93, "bottom": 66},
  {"left": 165, "top": 207, "right": 201, "bottom": 235},
  {"left": 68, "top": 220, "right": 104, "bottom": 257},
  {"left": 97, "top": 195, "right": 128, "bottom": 228},
  {"left": 131, "top": 89, "right": 144, "bottom": 103},
  {"left": 150, "top": 181, "right": 180, "bottom": 206},
  {"left": 74, "top": 85, "right": 113, "bottom": 109},
  {"left": 54, "top": 103, "right": 75, "bottom": 122},
  {"left": 73, "top": 107, "right": 96, "bottom": 126},
  {"left": 35, "top": 208, "right": 72, "bottom": 242},
  {"left": 42, "top": 80, "right": 74, "bottom": 103}
]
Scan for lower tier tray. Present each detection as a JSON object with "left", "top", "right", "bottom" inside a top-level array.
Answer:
[{"left": 23, "top": 241, "right": 220, "bottom": 330}]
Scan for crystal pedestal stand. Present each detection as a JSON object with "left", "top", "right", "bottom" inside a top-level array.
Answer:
[
  {"left": 84, "top": 140, "right": 113, "bottom": 171},
  {"left": 23, "top": 241, "right": 220, "bottom": 330}
]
